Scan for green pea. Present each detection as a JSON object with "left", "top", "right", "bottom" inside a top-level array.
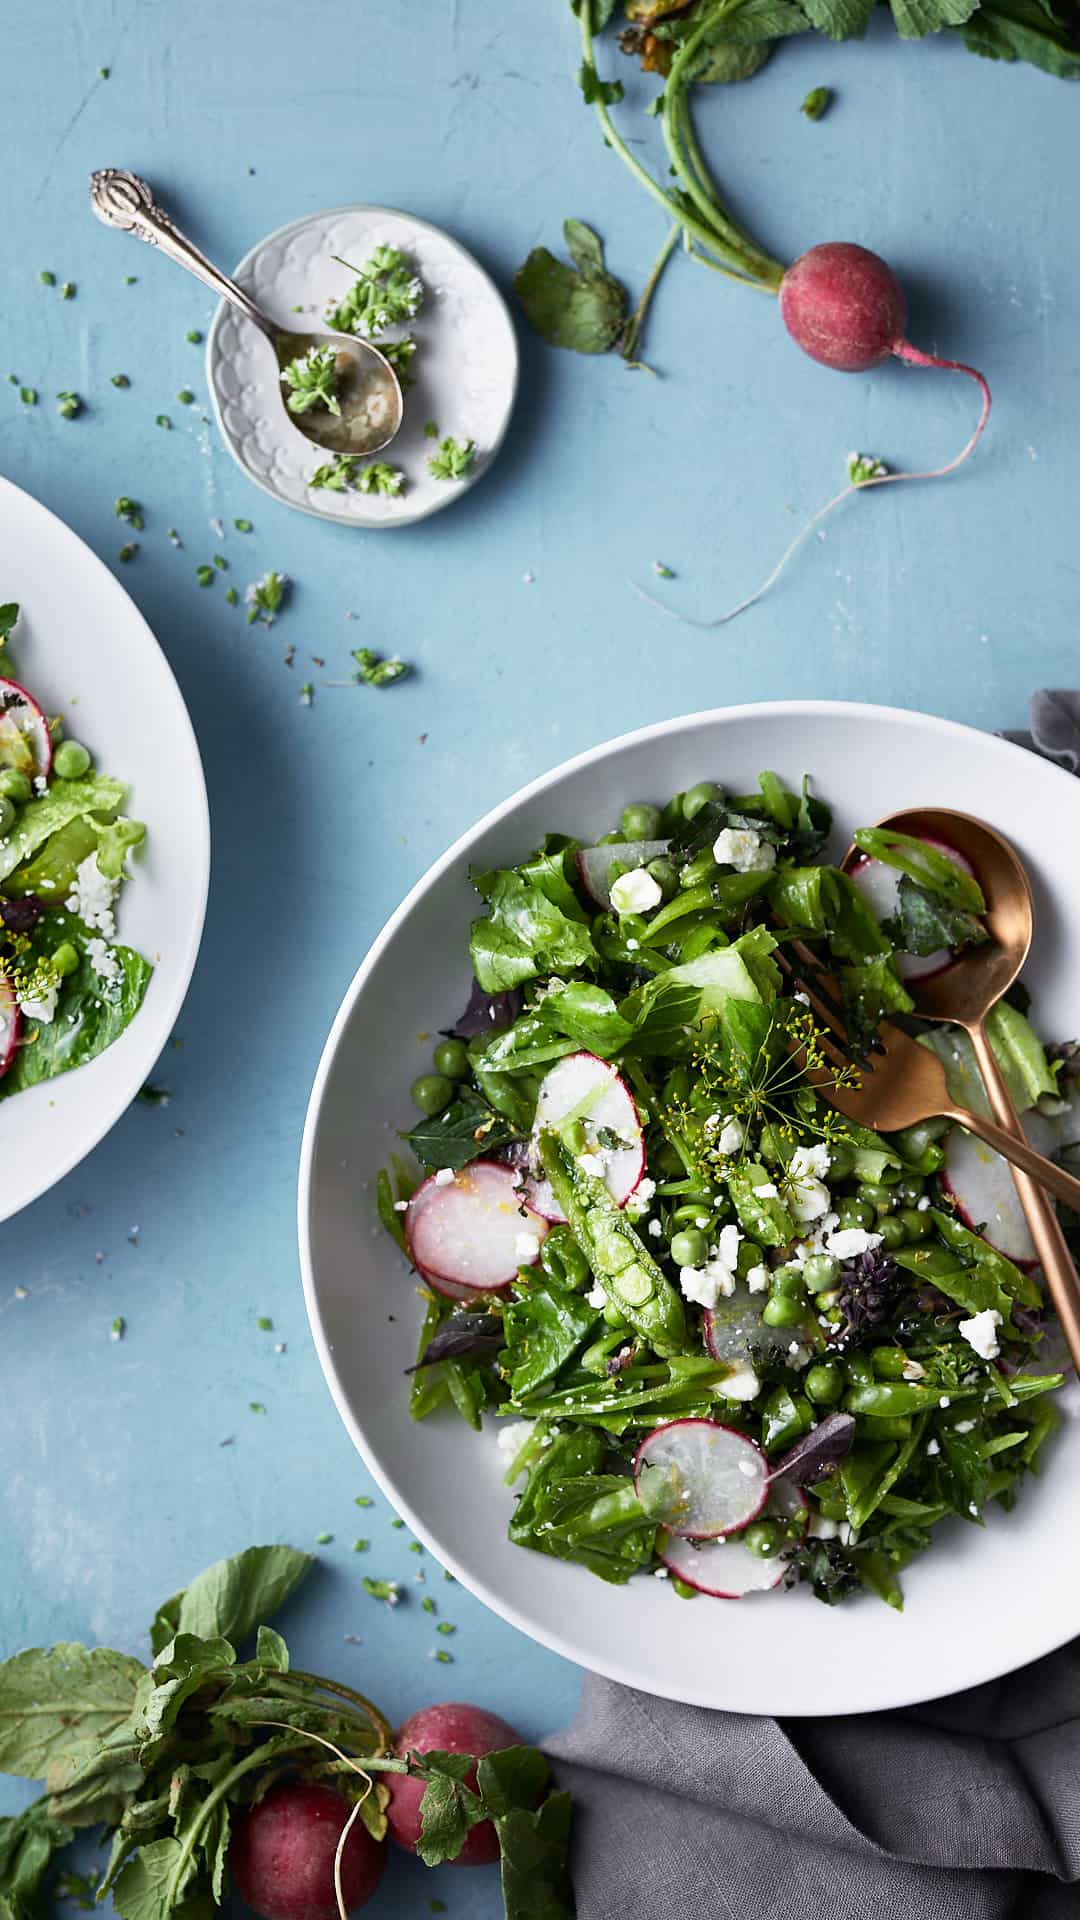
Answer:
[
  {"left": 51, "top": 942, "right": 79, "bottom": 978},
  {"left": 646, "top": 856, "right": 677, "bottom": 901},
  {"left": 671, "top": 1228, "right": 707, "bottom": 1269},
  {"left": 802, "top": 1254, "right": 838, "bottom": 1294},
  {"left": 743, "top": 1520, "right": 783, "bottom": 1560},
  {"left": 679, "top": 850, "right": 717, "bottom": 890},
  {"left": 844, "top": 1353, "right": 874, "bottom": 1387},
  {"left": 595, "top": 830, "right": 625, "bottom": 846},
  {"left": 432, "top": 1038, "right": 469, "bottom": 1080},
  {"left": 737, "top": 1240, "right": 767, "bottom": 1279},
  {"left": 53, "top": 738, "right": 91, "bottom": 779},
  {"left": 620, "top": 801, "right": 661, "bottom": 840},
  {"left": 658, "top": 794, "right": 685, "bottom": 833},
  {"left": 898, "top": 1206, "right": 932, "bottom": 1241},
  {"left": 540, "top": 1225, "right": 590, "bottom": 1291},
  {"left": 827, "top": 1141, "right": 855, "bottom": 1181},
  {"left": 836, "top": 1196, "right": 875, "bottom": 1232},
  {"left": 682, "top": 780, "right": 722, "bottom": 821},
  {"left": 411, "top": 1073, "right": 453, "bottom": 1117},
  {"left": 872, "top": 1345, "right": 909, "bottom": 1380},
  {"left": 762, "top": 1294, "right": 805, "bottom": 1329},
  {"left": 772, "top": 1265, "right": 806, "bottom": 1299},
  {"left": 0, "top": 768, "right": 31, "bottom": 804},
  {"left": 859, "top": 1182, "right": 894, "bottom": 1212},
  {"left": 805, "top": 1361, "right": 843, "bottom": 1406},
  {"left": 878, "top": 1215, "right": 907, "bottom": 1251},
  {"left": 897, "top": 1177, "right": 926, "bottom": 1205},
  {"left": 0, "top": 796, "right": 14, "bottom": 835}
]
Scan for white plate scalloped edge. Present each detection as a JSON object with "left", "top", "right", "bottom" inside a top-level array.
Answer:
[{"left": 206, "top": 204, "right": 519, "bottom": 528}]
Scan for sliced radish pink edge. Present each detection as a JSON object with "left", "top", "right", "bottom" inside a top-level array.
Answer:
[
  {"left": 405, "top": 1160, "right": 547, "bottom": 1296},
  {"left": 526, "top": 1050, "right": 644, "bottom": 1224},
  {"left": 634, "top": 1417, "right": 769, "bottom": 1540},
  {"left": 0, "top": 676, "right": 52, "bottom": 780},
  {"left": 845, "top": 835, "right": 978, "bottom": 984},
  {"left": 0, "top": 972, "right": 20, "bottom": 1081},
  {"left": 658, "top": 1483, "right": 808, "bottom": 1598}
]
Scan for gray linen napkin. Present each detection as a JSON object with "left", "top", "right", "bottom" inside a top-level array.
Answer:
[{"left": 544, "top": 693, "right": 1080, "bottom": 1920}]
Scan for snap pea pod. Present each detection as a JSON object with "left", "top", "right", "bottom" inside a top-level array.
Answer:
[{"left": 538, "top": 1130, "right": 687, "bottom": 1356}]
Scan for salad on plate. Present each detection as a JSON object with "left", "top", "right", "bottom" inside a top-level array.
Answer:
[
  {"left": 0, "top": 602, "right": 151, "bottom": 1101},
  {"left": 379, "top": 771, "right": 1077, "bottom": 1608}
]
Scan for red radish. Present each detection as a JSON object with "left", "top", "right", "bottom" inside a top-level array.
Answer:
[
  {"left": 941, "top": 1110, "right": 1062, "bottom": 1267},
  {"left": 845, "top": 836, "right": 978, "bottom": 983},
  {"left": 229, "top": 1782, "right": 385, "bottom": 1920},
  {"left": 387, "top": 1701, "right": 523, "bottom": 1867},
  {"left": 704, "top": 1281, "right": 802, "bottom": 1371},
  {"left": 526, "top": 1051, "right": 644, "bottom": 1222},
  {"left": 576, "top": 839, "right": 670, "bottom": 909},
  {"left": 658, "top": 1481, "right": 807, "bottom": 1598},
  {"left": 0, "top": 676, "right": 52, "bottom": 782},
  {"left": 0, "top": 972, "right": 20, "bottom": 1081},
  {"left": 405, "top": 1161, "right": 547, "bottom": 1295},
  {"left": 634, "top": 1417, "right": 768, "bottom": 1538}
]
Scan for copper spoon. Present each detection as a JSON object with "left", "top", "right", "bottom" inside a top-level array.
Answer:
[
  {"left": 851, "top": 806, "right": 1080, "bottom": 1367},
  {"left": 88, "top": 169, "right": 403, "bottom": 459}
]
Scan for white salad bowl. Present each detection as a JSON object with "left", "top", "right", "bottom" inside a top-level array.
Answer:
[
  {"left": 299, "top": 701, "right": 1078, "bottom": 1715},
  {"left": 0, "top": 479, "right": 210, "bottom": 1223}
]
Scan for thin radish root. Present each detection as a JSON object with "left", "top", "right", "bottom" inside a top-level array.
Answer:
[
  {"left": 250, "top": 1719, "right": 378, "bottom": 1920},
  {"left": 631, "top": 348, "right": 990, "bottom": 630}
]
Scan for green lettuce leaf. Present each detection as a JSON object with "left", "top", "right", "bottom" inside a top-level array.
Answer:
[
  {"left": 0, "top": 776, "right": 126, "bottom": 884},
  {"left": 469, "top": 844, "right": 597, "bottom": 992},
  {"left": 885, "top": 875, "right": 989, "bottom": 957},
  {"left": 0, "top": 933, "right": 151, "bottom": 1100}
]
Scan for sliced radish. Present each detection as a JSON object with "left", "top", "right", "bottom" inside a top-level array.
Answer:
[
  {"left": 634, "top": 1417, "right": 768, "bottom": 1538},
  {"left": 0, "top": 972, "right": 20, "bottom": 1081},
  {"left": 658, "top": 1482, "right": 807, "bottom": 1598},
  {"left": 576, "top": 840, "right": 670, "bottom": 909},
  {"left": 0, "top": 677, "right": 52, "bottom": 782},
  {"left": 940, "top": 1109, "right": 1063, "bottom": 1267},
  {"left": 704, "top": 1282, "right": 801, "bottom": 1369},
  {"left": 405, "top": 1161, "right": 547, "bottom": 1295},
  {"left": 846, "top": 835, "right": 978, "bottom": 982},
  {"left": 526, "top": 1051, "right": 644, "bottom": 1223}
]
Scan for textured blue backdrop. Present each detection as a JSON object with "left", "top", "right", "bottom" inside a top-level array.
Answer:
[{"left": 1, "top": 3, "right": 1076, "bottom": 1912}]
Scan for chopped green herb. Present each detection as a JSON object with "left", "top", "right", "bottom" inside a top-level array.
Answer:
[
  {"left": 801, "top": 86, "right": 832, "bottom": 121},
  {"left": 234, "top": 517, "right": 253, "bottom": 532},
  {"left": 325, "top": 247, "right": 423, "bottom": 339},
  {"left": 167, "top": 528, "right": 182, "bottom": 547},
  {"left": 421, "top": 1596, "right": 436, "bottom": 1614},
  {"left": 355, "top": 1494, "right": 373, "bottom": 1507},
  {"left": 115, "top": 496, "right": 144, "bottom": 530},
  {"left": 423, "top": 419, "right": 438, "bottom": 438},
  {"left": 308, "top": 454, "right": 404, "bottom": 496},
  {"left": 432, "top": 1649, "right": 453, "bottom": 1664},
  {"left": 257, "top": 1315, "right": 274, "bottom": 1331},
  {"left": 118, "top": 543, "right": 138, "bottom": 563},
  {"left": 427, "top": 436, "right": 475, "bottom": 482},
  {"left": 39, "top": 271, "right": 55, "bottom": 287},
  {"left": 848, "top": 450, "right": 889, "bottom": 487},
  {"left": 299, "top": 682, "right": 314, "bottom": 707},
  {"left": 515, "top": 219, "right": 628, "bottom": 356},
  {"left": 436, "top": 1620, "right": 456, "bottom": 1636},
  {"left": 225, "top": 586, "right": 238, "bottom": 606},
  {"left": 315, "top": 1532, "right": 333, "bottom": 1545},
  {"left": 56, "top": 391, "right": 82, "bottom": 419},
  {"left": 155, "top": 414, "right": 171, "bottom": 429},
  {"left": 111, "top": 372, "right": 130, "bottom": 388},
  {"left": 98, "top": 66, "right": 109, "bottom": 78},
  {"left": 110, "top": 1317, "right": 125, "bottom": 1341},
  {"left": 428, "top": 1903, "right": 447, "bottom": 1916},
  {"left": 186, "top": 329, "right": 203, "bottom": 343},
  {"left": 408, "top": 1541, "right": 423, "bottom": 1555},
  {"left": 443, "top": 1569, "right": 455, "bottom": 1582},
  {"left": 362, "top": 1576, "right": 401, "bottom": 1605},
  {"left": 125, "top": 275, "right": 136, "bottom": 285},
  {"left": 19, "top": 387, "right": 37, "bottom": 406},
  {"left": 391, "top": 1517, "right": 405, "bottom": 1530},
  {"left": 652, "top": 561, "right": 674, "bottom": 579},
  {"left": 249, "top": 1401, "right": 266, "bottom": 1414},
  {"left": 7, "top": 374, "right": 17, "bottom": 386},
  {"left": 351, "top": 647, "right": 411, "bottom": 689},
  {"left": 137, "top": 1084, "right": 171, "bottom": 1105},
  {"left": 177, "top": 388, "right": 195, "bottom": 405},
  {"left": 213, "top": 554, "right": 227, "bottom": 571},
  {"left": 245, "top": 570, "right": 288, "bottom": 626},
  {"left": 280, "top": 346, "right": 341, "bottom": 417},
  {"left": 352, "top": 1538, "right": 370, "bottom": 1552},
  {"left": 61, "top": 282, "right": 76, "bottom": 300},
  {"left": 196, "top": 564, "right": 214, "bottom": 587}
]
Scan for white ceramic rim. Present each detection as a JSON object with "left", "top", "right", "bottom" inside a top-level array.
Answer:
[
  {"left": 205, "top": 203, "right": 520, "bottom": 529},
  {"left": 0, "top": 479, "right": 211, "bottom": 1218},
  {"left": 298, "top": 698, "right": 1076, "bottom": 1714}
]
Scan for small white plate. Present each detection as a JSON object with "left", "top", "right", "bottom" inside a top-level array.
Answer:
[
  {"left": 299, "top": 701, "right": 1080, "bottom": 1717},
  {"left": 0, "top": 479, "right": 210, "bottom": 1222},
  {"left": 206, "top": 205, "right": 519, "bottom": 528}
]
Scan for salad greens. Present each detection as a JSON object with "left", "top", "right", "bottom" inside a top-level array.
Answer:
[
  {"left": 0, "top": 1546, "right": 574, "bottom": 1920},
  {"left": 0, "top": 605, "right": 151, "bottom": 1103},
  {"left": 382, "top": 770, "right": 1073, "bottom": 1608}
]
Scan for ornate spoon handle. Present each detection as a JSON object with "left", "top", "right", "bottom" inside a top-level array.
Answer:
[{"left": 89, "top": 168, "right": 273, "bottom": 340}]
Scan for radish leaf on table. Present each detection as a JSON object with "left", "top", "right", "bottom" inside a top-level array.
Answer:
[
  {"left": 963, "top": 0, "right": 1080, "bottom": 74},
  {"left": 148, "top": 1544, "right": 313, "bottom": 1656},
  {"left": 0, "top": 1646, "right": 143, "bottom": 1779},
  {"left": 514, "top": 222, "right": 627, "bottom": 355}
]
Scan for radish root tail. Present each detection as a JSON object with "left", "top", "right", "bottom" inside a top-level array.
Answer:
[{"left": 630, "top": 347, "right": 991, "bottom": 630}]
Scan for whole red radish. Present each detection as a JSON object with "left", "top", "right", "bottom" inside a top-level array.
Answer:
[
  {"left": 229, "top": 1782, "right": 385, "bottom": 1920},
  {"left": 387, "top": 1701, "right": 523, "bottom": 1867}
]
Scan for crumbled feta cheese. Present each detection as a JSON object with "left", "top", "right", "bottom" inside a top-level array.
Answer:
[
  {"left": 577, "top": 1150, "right": 607, "bottom": 1179},
  {"left": 679, "top": 1264, "right": 725, "bottom": 1309},
  {"left": 954, "top": 1419, "right": 975, "bottom": 1434},
  {"left": 716, "top": 1115, "right": 745, "bottom": 1155},
  {"left": 712, "top": 826, "right": 777, "bottom": 874},
  {"left": 717, "top": 1223, "right": 741, "bottom": 1271},
  {"left": 809, "top": 1515, "right": 839, "bottom": 1539},
  {"left": 653, "top": 1566, "right": 670, "bottom": 1579},
  {"left": 393, "top": 1200, "right": 408, "bottom": 1213},
  {"left": 745, "top": 1263, "right": 769, "bottom": 1294},
  {"left": 18, "top": 982, "right": 58, "bottom": 1024},
  {"left": 916, "top": 1195, "right": 931, "bottom": 1212},
  {"left": 824, "top": 1227, "right": 883, "bottom": 1260},
  {"left": 720, "top": 1361, "right": 760, "bottom": 1402},
  {"left": 514, "top": 1231, "right": 541, "bottom": 1262},
  {"left": 433, "top": 1167, "right": 456, "bottom": 1187},
  {"left": 66, "top": 853, "right": 119, "bottom": 937},
  {"left": 926, "top": 1438, "right": 940, "bottom": 1457},
  {"left": 939, "top": 1396, "right": 951, "bottom": 1409},
  {"left": 754, "top": 1182, "right": 779, "bottom": 1200},
  {"left": 496, "top": 1420, "right": 534, "bottom": 1455},
  {"left": 958, "top": 1308, "right": 1002, "bottom": 1361},
  {"left": 786, "top": 1146, "right": 832, "bottom": 1224},
  {"left": 586, "top": 1283, "right": 606, "bottom": 1310},
  {"left": 610, "top": 867, "right": 662, "bottom": 916},
  {"left": 794, "top": 990, "right": 810, "bottom": 1006},
  {"left": 648, "top": 1218, "right": 662, "bottom": 1238},
  {"left": 791, "top": 1143, "right": 831, "bottom": 1180},
  {"left": 635, "top": 1178, "right": 656, "bottom": 1204},
  {"left": 86, "top": 937, "right": 121, "bottom": 984},
  {"left": 737, "top": 1457, "right": 758, "bottom": 1478}
]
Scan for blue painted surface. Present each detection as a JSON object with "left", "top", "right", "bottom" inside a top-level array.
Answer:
[{"left": 0, "top": 3, "right": 1075, "bottom": 1912}]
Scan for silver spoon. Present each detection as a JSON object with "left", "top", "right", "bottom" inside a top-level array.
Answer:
[{"left": 89, "top": 169, "right": 403, "bottom": 459}]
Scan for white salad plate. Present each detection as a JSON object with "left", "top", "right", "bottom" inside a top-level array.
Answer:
[
  {"left": 207, "top": 205, "right": 519, "bottom": 529},
  {"left": 299, "top": 701, "right": 1078, "bottom": 1715},
  {"left": 0, "top": 478, "right": 210, "bottom": 1223}
]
